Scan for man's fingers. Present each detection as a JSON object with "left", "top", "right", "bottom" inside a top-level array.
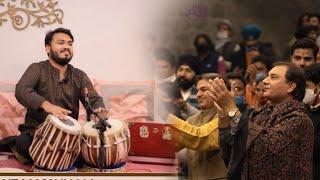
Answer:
[
  {"left": 208, "top": 78, "right": 230, "bottom": 105},
  {"left": 94, "top": 107, "right": 108, "bottom": 119},
  {"left": 212, "top": 78, "right": 226, "bottom": 94},
  {"left": 208, "top": 79, "right": 222, "bottom": 99},
  {"left": 94, "top": 107, "right": 107, "bottom": 113},
  {"left": 217, "top": 78, "right": 228, "bottom": 92},
  {"left": 94, "top": 107, "right": 102, "bottom": 113},
  {"left": 61, "top": 108, "right": 71, "bottom": 115},
  {"left": 55, "top": 112, "right": 67, "bottom": 120},
  {"left": 206, "top": 91, "right": 218, "bottom": 101}
]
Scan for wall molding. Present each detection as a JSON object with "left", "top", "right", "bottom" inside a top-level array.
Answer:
[{"left": 0, "top": 0, "right": 63, "bottom": 30}]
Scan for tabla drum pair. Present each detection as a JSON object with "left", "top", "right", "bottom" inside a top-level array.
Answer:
[{"left": 29, "top": 114, "right": 130, "bottom": 172}]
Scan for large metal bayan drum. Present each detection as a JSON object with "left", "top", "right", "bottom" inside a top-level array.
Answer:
[
  {"left": 29, "top": 114, "right": 81, "bottom": 171},
  {"left": 81, "top": 119, "right": 130, "bottom": 172}
]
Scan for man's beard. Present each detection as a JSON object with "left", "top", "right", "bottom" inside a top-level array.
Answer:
[
  {"left": 50, "top": 49, "right": 72, "bottom": 66},
  {"left": 176, "top": 77, "right": 195, "bottom": 90}
]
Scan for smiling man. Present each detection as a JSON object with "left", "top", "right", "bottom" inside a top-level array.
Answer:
[
  {"left": 168, "top": 73, "right": 230, "bottom": 180},
  {"left": 2, "top": 28, "right": 106, "bottom": 164},
  {"left": 212, "top": 62, "right": 314, "bottom": 179}
]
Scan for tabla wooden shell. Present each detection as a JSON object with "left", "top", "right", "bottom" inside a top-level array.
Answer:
[
  {"left": 29, "top": 114, "right": 81, "bottom": 171},
  {"left": 81, "top": 119, "right": 130, "bottom": 169}
]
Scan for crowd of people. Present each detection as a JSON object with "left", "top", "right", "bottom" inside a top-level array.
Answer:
[{"left": 154, "top": 12, "right": 320, "bottom": 180}]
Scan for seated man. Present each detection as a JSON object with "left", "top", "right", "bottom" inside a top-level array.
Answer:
[{"left": 0, "top": 28, "right": 107, "bottom": 164}]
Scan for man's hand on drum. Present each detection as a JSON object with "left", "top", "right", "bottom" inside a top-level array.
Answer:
[
  {"left": 40, "top": 101, "right": 71, "bottom": 120},
  {"left": 207, "top": 78, "right": 237, "bottom": 113}
]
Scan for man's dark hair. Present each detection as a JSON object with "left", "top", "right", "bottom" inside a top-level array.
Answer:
[
  {"left": 195, "top": 73, "right": 231, "bottom": 91},
  {"left": 226, "top": 72, "right": 246, "bottom": 87},
  {"left": 45, "top": 28, "right": 74, "bottom": 46},
  {"left": 290, "top": 38, "right": 319, "bottom": 60},
  {"left": 154, "top": 48, "right": 176, "bottom": 67},
  {"left": 305, "top": 63, "right": 320, "bottom": 85},
  {"left": 193, "top": 34, "right": 215, "bottom": 52},
  {"left": 273, "top": 62, "right": 306, "bottom": 101}
]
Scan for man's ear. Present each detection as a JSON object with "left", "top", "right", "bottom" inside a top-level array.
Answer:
[
  {"left": 316, "top": 84, "right": 320, "bottom": 94},
  {"left": 287, "top": 82, "right": 297, "bottom": 94},
  {"left": 45, "top": 45, "right": 50, "bottom": 55}
]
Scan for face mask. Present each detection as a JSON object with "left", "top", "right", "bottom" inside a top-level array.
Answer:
[
  {"left": 303, "top": 88, "right": 317, "bottom": 105},
  {"left": 245, "top": 45, "right": 259, "bottom": 52},
  {"left": 216, "top": 31, "right": 229, "bottom": 40},
  {"left": 196, "top": 43, "right": 210, "bottom": 54},
  {"left": 235, "top": 96, "right": 246, "bottom": 107}
]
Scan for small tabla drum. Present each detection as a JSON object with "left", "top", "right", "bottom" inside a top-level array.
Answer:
[
  {"left": 29, "top": 114, "right": 81, "bottom": 171},
  {"left": 81, "top": 119, "right": 130, "bottom": 172}
]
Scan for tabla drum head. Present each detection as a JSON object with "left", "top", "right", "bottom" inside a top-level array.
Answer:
[
  {"left": 82, "top": 119, "right": 125, "bottom": 137},
  {"left": 47, "top": 114, "right": 81, "bottom": 135}
]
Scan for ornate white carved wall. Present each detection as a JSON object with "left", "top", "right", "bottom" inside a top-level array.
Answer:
[{"left": 0, "top": 0, "right": 174, "bottom": 81}]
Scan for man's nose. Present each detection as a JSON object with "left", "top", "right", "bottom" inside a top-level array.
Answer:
[
  {"left": 299, "top": 60, "right": 305, "bottom": 67},
  {"left": 197, "top": 90, "right": 203, "bottom": 97},
  {"left": 263, "top": 77, "right": 269, "bottom": 85}
]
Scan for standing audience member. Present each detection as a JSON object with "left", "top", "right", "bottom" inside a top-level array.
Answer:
[
  {"left": 214, "top": 62, "right": 313, "bottom": 179},
  {"left": 304, "top": 63, "right": 320, "bottom": 180},
  {"left": 230, "top": 24, "right": 276, "bottom": 74},
  {"left": 244, "top": 56, "right": 270, "bottom": 108},
  {"left": 297, "top": 12, "right": 311, "bottom": 28},
  {"left": 293, "top": 25, "right": 319, "bottom": 42},
  {"left": 283, "top": 12, "right": 311, "bottom": 59},
  {"left": 309, "top": 13, "right": 320, "bottom": 27},
  {"left": 194, "top": 34, "right": 226, "bottom": 74},
  {"left": 226, "top": 73, "right": 247, "bottom": 109},
  {"left": 168, "top": 73, "right": 230, "bottom": 180},
  {"left": 290, "top": 37, "right": 318, "bottom": 69},
  {"left": 153, "top": 48, "right": 177, "bottom": 83},
  {"left": 214, "top": 19, "right": 240, "bottom": 70},
  {"left": 252, "top": 74, "right": 268, "bottom": 109}
]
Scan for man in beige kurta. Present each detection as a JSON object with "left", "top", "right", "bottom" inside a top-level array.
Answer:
[{"left": 167, "top": 74, "right": 228, "bottom": 180}]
